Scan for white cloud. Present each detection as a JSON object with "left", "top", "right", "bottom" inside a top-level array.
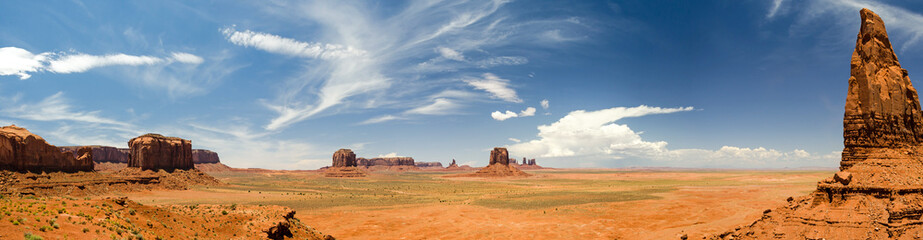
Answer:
[
  {"left": 170, "top": 52, "right": 204, "bottom": 64},
  {"left": 508, "top": 105, "right": 838, "bottom": 168},
  {"left": 221, "top": 27, "right": 366, "bottom": 59},
  {"left": 405, "top": 98, "right": 459, "bottom": 115},
  {"left": 0, "top": 47, "right": 207, "bottom": 89},
  {"left": 47, "top": 53, "right": 164, "bottom": 73},
  {"left": 508, "top": 137, "right": 521, "bottom": 143},
  {"left": 541, "top": 99, "right": 549, "bottom": 109},
  {"left": 475, "top": 56, "right": 528, "bottom": 68},
  {"left": 491, "top": 110, "right": 518, "bottom": 121},
  {"left": 2, "top": 92, "right": 130, "bottom": 127},
  {"left": 360, "top": 114, "right": 403, "bottom": 125},
  {"left": 437, "top": 47, "right": 465, "bottom": 61},
  {"left": 466, "top": 73, "right": 521, "bottom": 103},
  {"left": 490, "top": 106, "right": 536, "bottom": 121},
  {"left": 519, "top": 107, "right": 536, "bottom": 117},
  {"left": 0, "top": 47, "right": 48, "bottom": 79},
  {"left": 766, "top": 0, "right": 785, "bottom": 19},
  {"left": 377, "top": 152, "right": 404, "bottom": 158}
]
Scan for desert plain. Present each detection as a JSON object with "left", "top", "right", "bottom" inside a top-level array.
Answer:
[{"left": 64, "top": 168, "right": 830, "bottom": 239}]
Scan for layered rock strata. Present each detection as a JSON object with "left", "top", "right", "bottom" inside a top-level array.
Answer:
[
  {"left": 324, "top": 149, "right": 367, "bottom": 177},
  {"left": 0, "top": 125, "right": 93, "bottom": 172},
  {"left": 715, "top": 9, "right": 923, "bottom": 239},
  {"left": 128, "top": 134, "right": 194, "bottom": 171}
]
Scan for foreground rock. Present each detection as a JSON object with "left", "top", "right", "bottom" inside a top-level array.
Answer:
[
  {"left": 448, "top": 148, "right": 529, "bottom": 177},
  {"left": 0, "top": 196, "right": 333, "bottom": 239},
  {"left": 128, "top": 134, "right": 194, "bottom": 171},
  {"left": 324, "top": 149, "right": 367, "bottom": 177},
  {"left": 0, "top": 125, "right": 93, "bottom": 172},
  {"left": 714, "top": 9, "right": 923, "bottom": 239}
]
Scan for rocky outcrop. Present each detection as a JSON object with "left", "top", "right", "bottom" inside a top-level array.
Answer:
[
  {"left": 449, "top": 147, "right": 529, "bottom": 177},
  {"left": 448, "top": 159, "right": 459, "bottom": 168},
  {"left": 714, "top": 9, "right": 923, "bottom": 240},
  {"left": 0, "top": 125, "right": 93, "bottom": 172},
  {"left": 489, "top": 147, "right": 509, "bottom": 165},
  {"left": 415, "top": 161, "right": 443, "bottom": 168},
  {"left": 331, "top": 149, "right": 357, "bottom": 168},
  {"left": 192, "top": 149, "right": 220, "bottom": 164},
  {"left": 325, "top": 149, "right": 366, "bottom": 177},
  {"left": 60, "top": 146, "right": 129, "bottom": 163},
  {"left": 128, "top": 134, "right": 194, "bottom": 171},
  {"left": 356, "top": 157, "right": 415, "bottom": 167}
]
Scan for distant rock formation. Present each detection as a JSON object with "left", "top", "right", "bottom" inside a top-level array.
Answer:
[
  {"left": 356, "top": 157, "right": 414, "bottom": 167},
  {"left": 324, "top": 149, "right": 367, "bottom": 177},
  {"left": 415, "top": 161, "right": 443, "bottom": 168},
  {"left": 0, "top": 125, "right": 93, "bottom": 172},
  {"left": 450, "top": 147, "right": 529, "bottom": 177},
  {"left": 448, "top": 159, "right": 458, "bottom": 168},
  {"left": 489, "top": 147, "right": 510, "bottom": 165},
  {"left": 60, "top": 146, "right": 129, "bottom": 163},
  {"left": 192, "top": 149, "right": 220, "bottom": 164},
  {"left": 128, "top": 134, "right": 194, "bottom": 171},
  {"left": 714, "top": 9, "right": 923, "bottom": 239}
]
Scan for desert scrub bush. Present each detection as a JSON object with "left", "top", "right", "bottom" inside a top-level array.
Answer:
[
  {"left": 38, "top": 225, "right": 52, "bottom": 232},
  {"left": 23, "top": 232, "right": 43, "bottom": 240},
  {"left": 82, "top": 228, "right": 90, "bottom": 233}
]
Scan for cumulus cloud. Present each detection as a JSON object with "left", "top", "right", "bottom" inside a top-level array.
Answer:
[
  {"left": 491, "top": 106, "right": 536, "bottom": 121},
  {"left": 378, "top": 152, "right": 404, "bottom": 158},
  {"left": 0, "top": 46, "right": 204, "bottom": 80},
  {"left": 491, "top": 110, "right": 518, "bottom": 121},
  {"left": 541, "top": 99, "right": 549, "bottom": 109},
  {"left": 509, "top": 105, "right": 838, "bottom": 168},
  {"left": 466, "top": 73, "right": 521, "bottom": 103}
]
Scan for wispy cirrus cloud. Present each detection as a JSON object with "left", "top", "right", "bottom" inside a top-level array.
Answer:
[
  {"left": 466, "top": 73, "right": 522, "bottom": 103},
  {"left": 2, "top": 92, "right": 130, "bottom": 127},
  {"left": 0, "top": 47, "right": 204, "bottom": 79},
  {"left": 229, "top": 0, "right": 588, "bottom": 128}
]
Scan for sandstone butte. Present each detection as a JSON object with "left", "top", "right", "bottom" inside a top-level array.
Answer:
[
  {"left": 0, "top": 125, "right": 93, "bottom": 172},
  {"left": 128, "top": 133, "right": 194, "bottom": 171},
  {"left": 456, "top": 147, "right": 530, "bottom": 177},
  {"left": 714, "top": 9, "right": 923, "bottom": 239},
  {"left": 324, "top": 149, "right": 367, "bottom": 177},
  {"left": 356, "top": 156, "right": 421, "bottom": 171}
]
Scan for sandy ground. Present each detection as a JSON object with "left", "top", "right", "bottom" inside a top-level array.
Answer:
[{"left": 117, "top": 169, "right": 829, "bottom": 239}]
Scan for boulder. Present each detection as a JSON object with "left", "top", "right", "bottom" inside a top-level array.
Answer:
[
  {"left": 127, "top": 134, "right": 194, "bottom": 171},
  {"left": 0, "top": 125, "right": 93, "bottom": 172}
]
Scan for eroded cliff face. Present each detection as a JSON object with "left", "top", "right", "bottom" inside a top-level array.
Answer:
[
  {"left": 841, "top": 8, "right": 923, "bottom": 170},
  {"left": 61, "top": 146, "right": 128, "bottom": 163},
  {"left": 356, "top": 157, "right": 415, "bottom": 167},
  {"left": 0, "top": 125, "right": 93, "bottom": 172},
  {"left": 128, "top": 134, "right": 194, "bottom": 171},
  {"left": 489, "top": 147, "right": 509, "bottom": 165},
  {"left": 714, "top": 9, "right": 923, "bottom": 240},
  {"left": 325, "top": 149, "right": 366, "bottom": 177},
  {"left": 192, "top": 149, "right": 220, "bottom": 164},
  {"left": 415, "top": 161, "right": 443, "bottom": 168}
]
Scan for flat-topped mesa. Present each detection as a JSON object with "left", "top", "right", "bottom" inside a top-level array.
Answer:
[
  {"left": 842, "top": 8, "right": 923, "bottom": 170},
  {"left": 127, "top": 134, "right": 194, "bottom": 171},
  {"left": 0, "top": 125, "right": 93, "bottom": 172},
  {"left": 356, "top": 157, "right": 415, "bottom": 167},
  {"left": 325, "top": 149, "right": 366, "bottom": 177},
  {"left": 192, "top": 149, "right": 220, "bottom": 164},
  {"left": 489, "top": 147, "right": 510, "bottom": 165},
  {"left": 60, "top": 146, "right": 129, "bottom": 163},
  {"left": 331, "top": 149, "right": 357, "bottom": 167}
]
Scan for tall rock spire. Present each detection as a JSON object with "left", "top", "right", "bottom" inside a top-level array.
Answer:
[{"left": 842, "top": 8, "right": 923, "bottom": 169}]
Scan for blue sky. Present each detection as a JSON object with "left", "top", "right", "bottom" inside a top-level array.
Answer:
[{"left": 2, "top": 0, "right": 923, "bottom": 169}]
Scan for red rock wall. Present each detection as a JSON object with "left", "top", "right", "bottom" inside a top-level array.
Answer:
[
  {"left": 356, "top": 157, "right": 416, "bottom": 167},
  {"left": 192, "top": 149, "right": 220, "bottom": 164},
  {"left": 60, "top": 146, "right": 129, "bottom": 163},
  {"left": 332, "top": 149, "right": 357, "bottom": 167},
  {"left": 842, "top": 9, "right": 923, "bottom": 170},
  {"left": 128, "top": 134, "right": 194, "bottom": 171},
  {"left": 489, "top": 147, "right": 509, "bottom": 165},
  {"left": 0, "top": 125, "right": 93, "bottom": 172}
]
